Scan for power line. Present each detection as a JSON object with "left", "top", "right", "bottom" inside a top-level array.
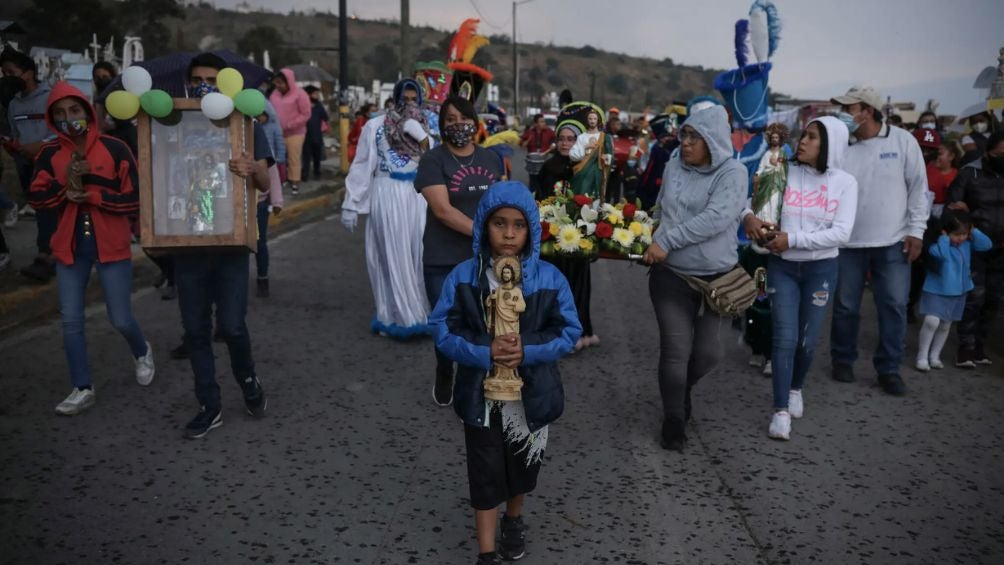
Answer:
[{"left": 467, "top": 0, "right": 511, "bottom": 30}]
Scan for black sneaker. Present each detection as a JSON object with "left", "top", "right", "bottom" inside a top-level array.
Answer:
[
  {"left": 498, "top": 515, "right": 527, "bottom": 561},
  {"left": 660, "top": 418, "right": 686, "bottom": 452},
  {"left": 184, "top": 406, "right": 222, "bottom": 439},
  {"left": 476, "top": 553, "right": 501, "bottom": 565},
  {"left": 832, "top": 363, "right": 856, "bottom": 383},
  {"left": 20, "top": 257, "right": 54, "bottom": 282},
  {"left": 974, "top": 345, "right": 993, "bottom": 366},
  {"left": 256, "top": 277, "right": 270, "bottom": 298},
  {"left": 432, "top": 368, "right": 454, "bottom": 407},
  {"left": 170, "top": 340, "right": 190, "bottom": 360},
  {"left": 878, "top": 373, "right": 906, "bottom": 396},
  {"left": 956, "top": 346, "right": 977, "bottom": 369},
  {"left": 242, "top": 376, "right": 267, "bottom": 418}
]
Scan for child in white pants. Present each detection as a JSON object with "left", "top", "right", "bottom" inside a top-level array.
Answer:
[{"left": 916, "top": 211, "right": 992, "bottom": 371}]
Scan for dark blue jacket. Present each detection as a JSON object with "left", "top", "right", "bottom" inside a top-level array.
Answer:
[{"left": 429, "top": 181, "right": 582, "bottom": 432}]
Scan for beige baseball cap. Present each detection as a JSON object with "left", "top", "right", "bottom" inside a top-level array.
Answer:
[{"left": 830, "top": 86, "right": 884, "bottom": 110}]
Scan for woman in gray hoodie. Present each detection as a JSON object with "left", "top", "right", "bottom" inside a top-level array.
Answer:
[{"left": 642, "top": 105, "right": 747, "bottom": 451}]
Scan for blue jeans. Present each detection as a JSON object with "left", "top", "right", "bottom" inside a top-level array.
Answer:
[
  {"left": 175, "top": 251, "right": 255, "bottom": 410},
  {"left": 830, "top": 243, "right": 911, "bottom": 375},
  {"left": 768, "top": 256, "right": 838, "bottom": 409},
  {"left": 255, "top": 201, "right": 270, "bottom": 278},
  {"left": 56, "top": 214, "right": 147, "bottom": 388},
  {"left": 424, "top": 264, "right": 456, "bottom": 375}
]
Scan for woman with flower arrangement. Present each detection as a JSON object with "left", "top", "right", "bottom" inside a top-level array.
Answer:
[
  {"left": 741, "top": 117, "right": 858, "bottom": 441},
  {"left": 538, "top": 104, "right": 608, "bottom": 350}
]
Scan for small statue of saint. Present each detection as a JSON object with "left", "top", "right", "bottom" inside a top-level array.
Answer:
[{"left": 483, "top": 256, "right": 526, "bottom": 401}]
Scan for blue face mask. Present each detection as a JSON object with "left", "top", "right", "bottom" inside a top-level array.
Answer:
[
  {"left": 369, "top": 111, "right": 382, "bottom": 119},
  {"left": 836, "top": 111, "right": 860, "bottom": 135},
  {"left": 188, "top": 82, "right": 219, "bottom": 98},
  {"left": 56, "top": 117, "right": 88, "bottom": 136}
]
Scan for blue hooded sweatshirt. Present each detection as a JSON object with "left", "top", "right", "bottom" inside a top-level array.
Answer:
[{"left": 429, "top": 181, "right": 582, "bottom": 431}]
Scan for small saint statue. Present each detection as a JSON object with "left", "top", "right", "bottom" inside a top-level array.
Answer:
[{"left": 483, "top": 256, "right": 526, "bottom": 401}]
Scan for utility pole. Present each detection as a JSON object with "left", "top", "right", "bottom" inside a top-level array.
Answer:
[
  {"left": 339, "top": 0, "right": 350, "bottom": 173},
  {"left": 512, "top": 0, "right": 534, "bottom": 124},
  {"left": 588, "top": 71, "right": 596, "bottom": 103},
  {"left": 400, "top": 0, "right": 410, "bottom": 79}
]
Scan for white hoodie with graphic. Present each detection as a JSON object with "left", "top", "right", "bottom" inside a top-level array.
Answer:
[{"left": 774, "top": 116, "right": 859, "bottom": 262}]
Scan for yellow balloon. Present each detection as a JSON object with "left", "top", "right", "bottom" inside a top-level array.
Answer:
[
  {"left": 106, "top": 91, "right": 141, "bottom": 120},
  {"left": 216, "top": 68, "right": 244, "bottom": 98}
]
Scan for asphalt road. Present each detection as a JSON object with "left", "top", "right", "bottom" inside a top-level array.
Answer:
[{"left": 1, "top": 212, "right": 1003, "bottom": 565}]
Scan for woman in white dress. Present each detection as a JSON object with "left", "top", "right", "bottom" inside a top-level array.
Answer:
[{"left": 342, "top": 79, "right": 433, "bottom": 338}]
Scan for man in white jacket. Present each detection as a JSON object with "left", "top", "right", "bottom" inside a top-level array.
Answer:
[{"left": 828, "top": 86, "right": 929, "bottom": 396}]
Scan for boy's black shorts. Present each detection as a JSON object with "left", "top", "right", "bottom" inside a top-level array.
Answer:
[{"left": 464, "top": 404, "right": 542, "bottom": 510}]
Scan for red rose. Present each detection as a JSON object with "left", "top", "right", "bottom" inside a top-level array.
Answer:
[
  {"left": 573, "top": 194, "right": 592, "bottom": 207},
  {"left": 595, "top": 222, "right": 614, "bottom": 239},
  {"left": 623, "top": 203, "right": 637, "bottom": 219},
  {"left": 541, "top": 221, "right": 552, "bottom": 241}
]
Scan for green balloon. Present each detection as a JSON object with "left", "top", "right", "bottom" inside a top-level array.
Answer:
[
  {"left": 234, "top": 89, "right": 266, "bottom": 117},
  {"left": 140, "top": 89, "right": 173, "bottom": 118}
]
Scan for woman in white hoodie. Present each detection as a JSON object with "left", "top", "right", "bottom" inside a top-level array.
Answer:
[{"left": 742, "top": 117, "right": 858, "bottom": 440}]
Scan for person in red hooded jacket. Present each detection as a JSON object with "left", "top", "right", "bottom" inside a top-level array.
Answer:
[{"left": 28, "top": 81, "right": 155, "bottom": 416}]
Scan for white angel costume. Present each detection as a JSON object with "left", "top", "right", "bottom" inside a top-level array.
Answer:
[{"left": 343, "top": 115, "right": 431, "bottom": 338}]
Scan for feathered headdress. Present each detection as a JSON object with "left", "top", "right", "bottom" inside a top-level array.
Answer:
[
  {"left": 447, "top": 18, "right": 494, "bottom": 82},
  {"left": 748, "top": 0, "right": 781, "bottom": 63}
]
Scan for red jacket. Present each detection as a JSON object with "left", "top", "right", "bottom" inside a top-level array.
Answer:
[{"left": 28, "top": 82, "right": 139, "bottom": 266}]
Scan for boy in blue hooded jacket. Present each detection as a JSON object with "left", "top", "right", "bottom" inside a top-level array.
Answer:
[{"left": 429, "top": 181, "right": 581, "bottom": 564}]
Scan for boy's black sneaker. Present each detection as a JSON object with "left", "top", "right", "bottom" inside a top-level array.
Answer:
[
  {"left": 476, "top": 552, "right": 502, "bottom": 565},
  {"left": 184, "top": 406, "right": 222, "bottom": 439},
  {"left": 499, "top": 515, "right": 527, "bottom": 561},
  {"left": 878, "top": 373, "right": 906, "bottom": 396},
  {"left": 242, "top": 376, "right": 267, "bottom": 418},
  {"left": 832, "top": 363, "right": 855, "bottom": 383},
  {"left": 432, "top": 368, "right": 454, "bottom": 407}
]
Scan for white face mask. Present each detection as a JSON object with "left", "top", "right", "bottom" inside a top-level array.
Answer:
[
  {"left": 920, "top": 122, "right": 936, "bottom": 129},
  {"left": 972, "top": 121, "right": 989, "bottom": 134}
]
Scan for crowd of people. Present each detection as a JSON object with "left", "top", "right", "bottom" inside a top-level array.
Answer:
[{"left": 1, "top": 40, "right": 1003, "bottom": 563}]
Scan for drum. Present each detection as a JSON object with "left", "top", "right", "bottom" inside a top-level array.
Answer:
[{"left": 526, "top": 152, "right": 547, "bottom": 175}]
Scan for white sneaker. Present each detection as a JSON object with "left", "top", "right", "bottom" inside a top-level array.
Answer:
[
  {"left": 135, "top": 341, "right": 155, "bottom": 386},
  {"left": 915, "top": 358, "right": 931, "bottom": 372},
  {"left": 930, "top": 358, "right": 944, "bottom": 370},
  {"left": 3, "top": 206, "right": 17, "bottom": 228},
  {"left": 749, "top": 354, "right": 765, "bottom": 367},
  {"left": 0, "top": 252, "right": 10, "bottom": 271},
  {"left": 55, "top": 388, "right": 96, "bottom": 415},
  {"left": 788, "top": 390, "right": 804, "bottom": 419},
  {"left": 762, "top": 360, "right": 773, "bottom": 376},
  {"left": 768, "top": 411, "right": 791, "bottom": 440},
  {"left": 19, "top": 204, "right": 35, "bottom": 217}
]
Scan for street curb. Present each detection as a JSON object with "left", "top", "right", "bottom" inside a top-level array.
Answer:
[{"left": 0, "top": 182, "right": 342, "bottom": 337}]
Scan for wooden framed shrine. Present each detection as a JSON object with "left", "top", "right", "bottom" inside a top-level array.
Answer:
[{"left": 137, "top": 99, "right": 256, "bottom": 252}]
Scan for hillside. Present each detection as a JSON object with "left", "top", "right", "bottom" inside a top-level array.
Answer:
[{"left": 1, "top": 0, "right": 729, "bottom": 113}]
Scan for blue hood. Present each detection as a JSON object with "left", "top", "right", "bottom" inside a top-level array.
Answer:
[{"left": 471, "top": 181, "right": 541, "bottom": 275}]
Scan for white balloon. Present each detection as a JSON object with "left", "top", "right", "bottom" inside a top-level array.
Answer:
[
  {"left": 200, "top": 92, "right": 234, "bottom": 120},
  {"left": 121, "top": 66, "right": 152, "bottom": 95}
]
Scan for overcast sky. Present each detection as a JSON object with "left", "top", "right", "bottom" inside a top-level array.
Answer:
[{"left": 211, "top": 0, "right": 1003, "bottom": 115}]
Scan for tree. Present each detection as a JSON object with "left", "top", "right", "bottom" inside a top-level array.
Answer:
[
  {"left": 115, "top": 0, "right": 186, "bottom": 57},
  {"left": 237, "top": 25, "right": 301, "bottom": 70},
  {"left": 364, "top": 43, "right": 399, "bottom": 82},
  {"left": 606, "top": 73, "right": 628, "bottom": 95},
  {"left": 20, "top": 0, "right": 120, "bottom": 52}
]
